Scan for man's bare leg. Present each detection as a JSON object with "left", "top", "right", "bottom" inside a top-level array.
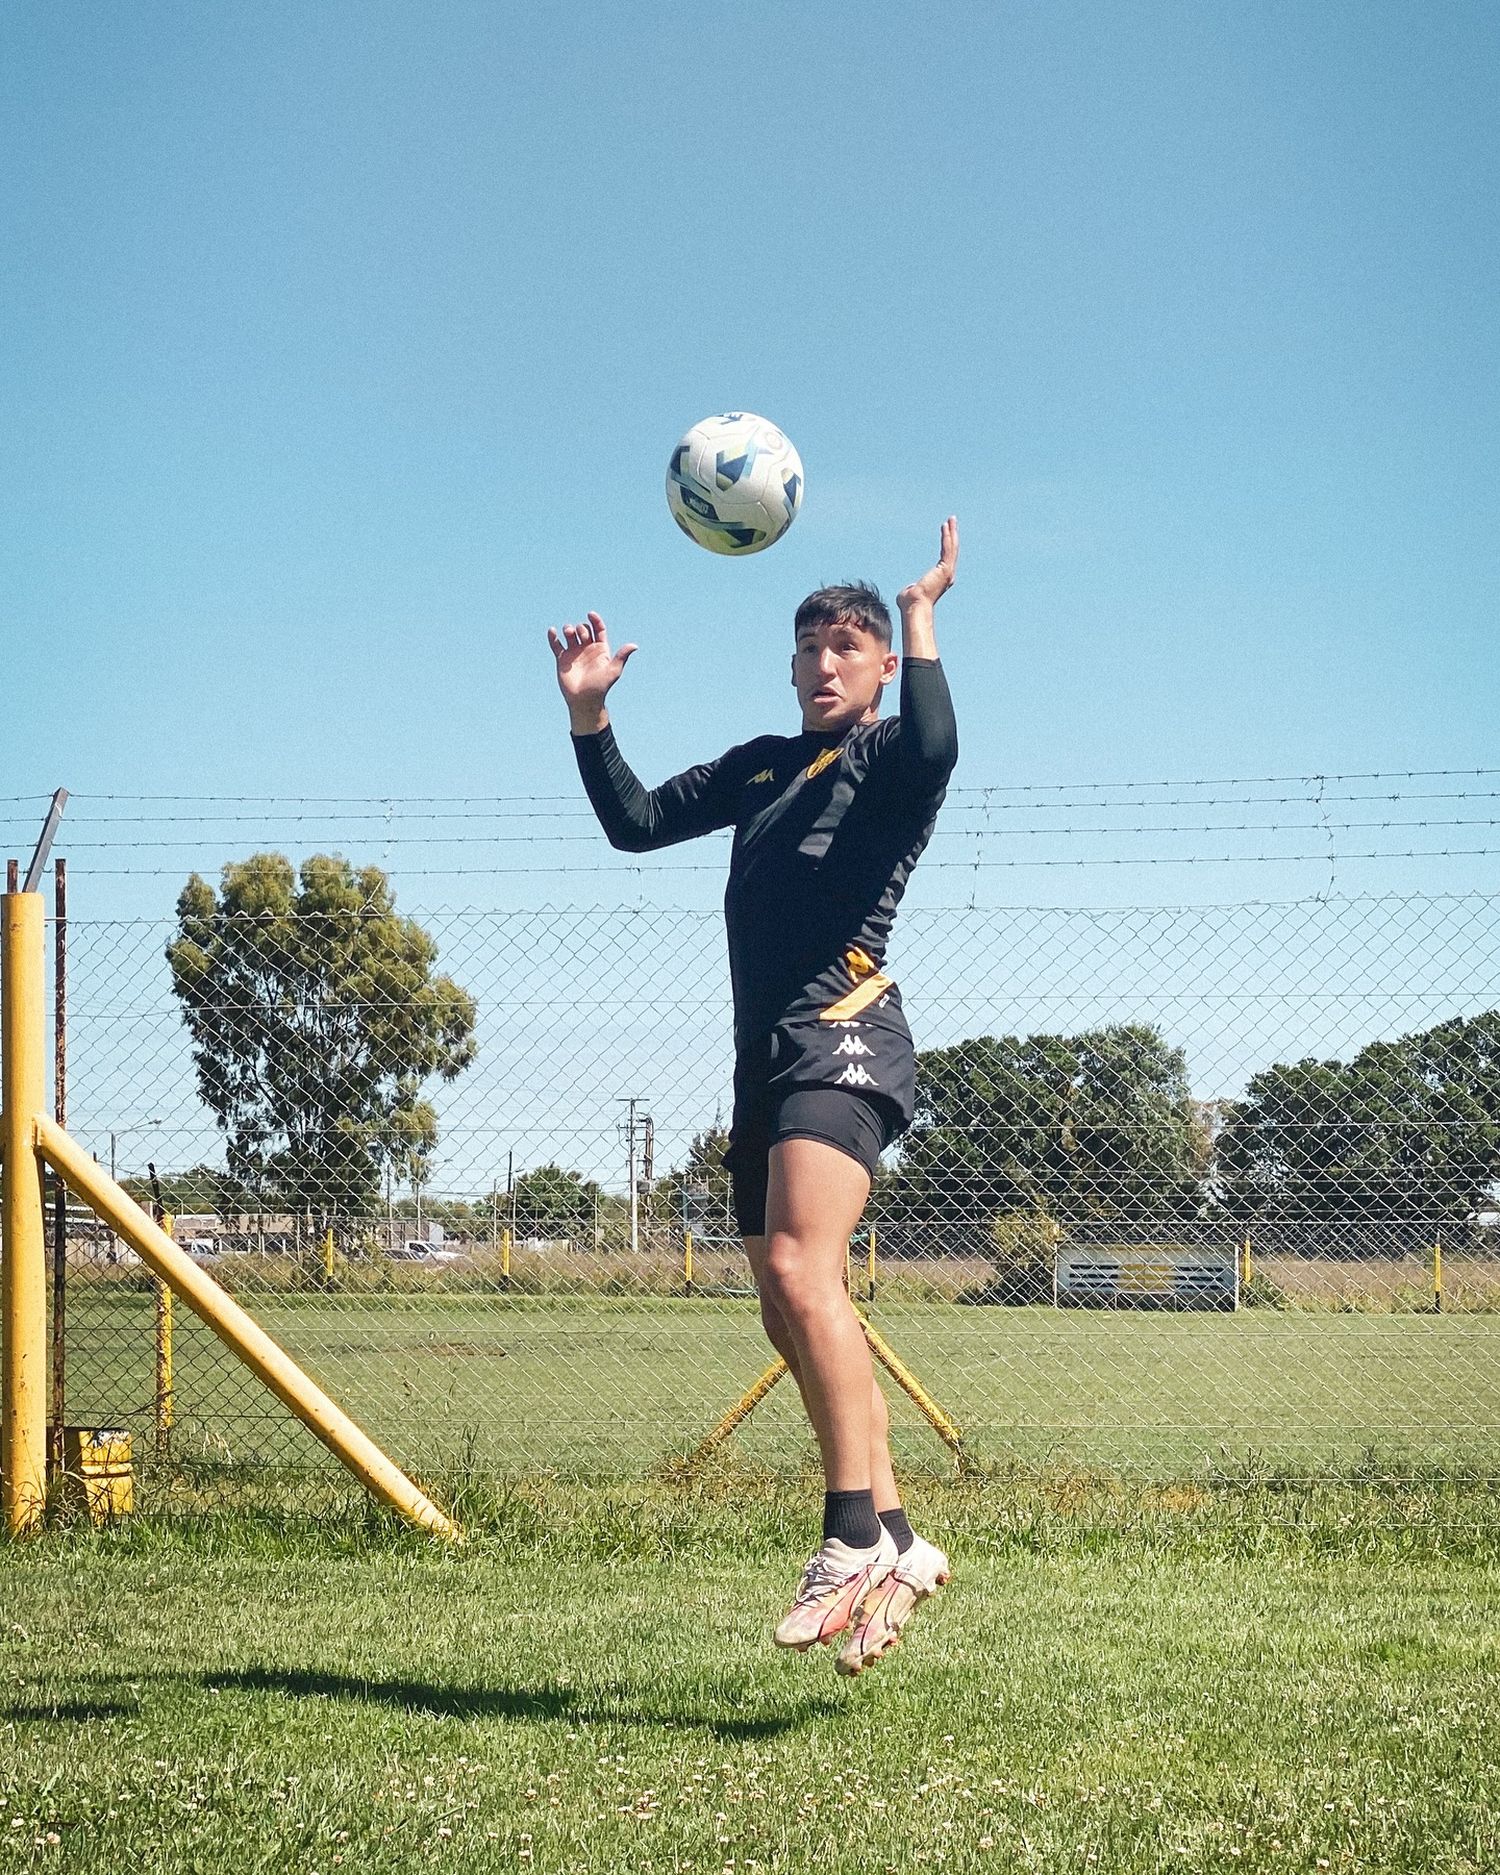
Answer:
[
  {"left": 742, "top": 1238, "right": 901, "bottom": 1512},
  {"left": 748, "top": 1137, "right": 882, "bottom": 1490},
  {"left": 745, "top": 1139, "right": 950, "bottom": 1667},
  {"left": 744, "top": 1138, "right": 907, "bottom": 1651}
]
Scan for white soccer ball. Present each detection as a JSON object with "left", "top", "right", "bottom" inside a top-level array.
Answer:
[{"left": 665, "top": 412, "right": 804, "bottom": 555}]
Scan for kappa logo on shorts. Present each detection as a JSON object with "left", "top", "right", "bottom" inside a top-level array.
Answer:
[
  {"left": 832, "top": 1034, "right": 874, "bottom": 1058},
  {"left": 835, "top": 1063, "right": 880, "bottom": 1088}
]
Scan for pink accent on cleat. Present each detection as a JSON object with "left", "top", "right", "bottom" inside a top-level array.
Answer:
[
  {"left": 836, "top": 1534, "right": 950, "bottom": 1676},
  {"left": 774, "top": 1532, "right": 899, "bottom": 1651}
]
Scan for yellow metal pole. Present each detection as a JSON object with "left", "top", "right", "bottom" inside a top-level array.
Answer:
[
  {"left": 2, "top": 892, "right": 48, "bottom": 1534},
  {"left": 155, "top": 1215, "right": 175, "bottom": 1461},
  {"left": 38, "top": 1119, "right": 460, "bottom": 1541},
  {"left": 866, "top": 1224, "right": 877, "bottom": 1302},
  {"left": 1241, "top": 1231, "right": 1252, "bottom": 1287},
  {"left": 683, "top": 1229, "right": 694, "bottom": 1294},
  {"left": 500, "top": 1225, "right": 512, "bottom": 1289},
  {"left": 322, "top": 1225, "right": 336, "bottom": 1283},
  {"left": 1433, "top": 1235, "right": 1443, "bottom": 1314},
  {"left": 688, "top": 1357, "right": 789, "bottom": 1465},
  {"left": 858, "top": 1313, "right": 964, "bottom": 1463}
]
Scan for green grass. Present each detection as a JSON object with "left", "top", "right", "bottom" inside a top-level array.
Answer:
[
  {"left": 3, "top": 1477, "right": 1498, "bottom": 1873},
  {"left": 60, "top": 1288, "right": 1500, "bottom": 1486}
]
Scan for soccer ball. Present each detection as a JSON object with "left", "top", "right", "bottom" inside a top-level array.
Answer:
[{"left": 665, "top": 412, "right": 804, "bottom": 555}]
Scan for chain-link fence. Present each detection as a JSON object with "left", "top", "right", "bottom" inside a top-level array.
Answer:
[{"left": 44, "top": 873, "right": 1500, "bottom": 1498}]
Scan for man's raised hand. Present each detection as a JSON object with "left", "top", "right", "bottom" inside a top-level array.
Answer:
[
  {"left": 548, "top": 612, "right": 638, "bottom": 732},
  {"left": 897, "top": 516, "right": 960, "bottom": 616}
]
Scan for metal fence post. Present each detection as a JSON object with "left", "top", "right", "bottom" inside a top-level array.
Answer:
[
  {"left": 2, "top": 888, "right": 48, "bottom": 1534},
  {"left": 49, "top": 859, "right": 66, "bottom": 1485},
  {"left": 155, "top": 1223, "right": 175, "bottom": 1461}
]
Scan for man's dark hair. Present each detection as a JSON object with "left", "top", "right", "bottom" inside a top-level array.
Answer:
[{"left": 793, "top": 581, "right": 893, "bottom": 648}]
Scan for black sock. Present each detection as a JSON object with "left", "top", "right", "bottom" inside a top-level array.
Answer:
[
  {"left": 823, "top": 1488, "right": 882, "bottom": 1549},
  {"left": 879, "top": 1506, "right": 916, "bottom": 1555}
]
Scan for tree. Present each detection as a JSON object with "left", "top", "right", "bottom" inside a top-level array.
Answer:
[
  {"left": 167, "top": 854, "right": 477, "bottom": 1224},
  {"left": 510, "top": 1164, "right": 604, "bottom": 1242},
  {"left": 889, "top": 1023, "right": 1207, "bottom": 1224},
  {"left": 1215, "top": 1010, "right": 1500, "bottom": 1221}
]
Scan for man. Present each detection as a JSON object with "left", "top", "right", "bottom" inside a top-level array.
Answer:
[{"left": 548, "top": 517, "right": 959, "bottom": 1675}]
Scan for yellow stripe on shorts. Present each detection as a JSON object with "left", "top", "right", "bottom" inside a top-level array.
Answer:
[{"left": 820, "top": 947, "right": 894, "bottom": 1022}]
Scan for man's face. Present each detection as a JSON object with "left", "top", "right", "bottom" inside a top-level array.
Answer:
[{"left": 792, "top": 617, "right": 898, "bottom": 733}]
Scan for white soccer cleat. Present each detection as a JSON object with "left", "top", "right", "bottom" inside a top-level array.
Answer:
[
  {"left": 773, "top": 1531, "right": 899, "bottom": 1651},
  {"left": 835, "top": 1533, "right": 951, "bottom": 1676}
]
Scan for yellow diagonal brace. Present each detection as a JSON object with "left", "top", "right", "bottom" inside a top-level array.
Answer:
[
  {"left": 858, "top": 1313, "right": 965, "bottom": 1463},
  {"left": 687, "top": 1357, "right": 789, "bottom": 1465},
  {"left": 38, "top": 1118, "right": 460, "bottom": 1542}
]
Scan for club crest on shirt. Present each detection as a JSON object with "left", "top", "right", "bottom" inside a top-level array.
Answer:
[{"left": 805, "top": 746, "right": 840, "bottom": 781}]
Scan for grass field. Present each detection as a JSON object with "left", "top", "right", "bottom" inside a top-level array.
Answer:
[
  {"left": 3, "top": 1477, "right": 1498, "bottom": 1874},
  {"left": 60, "top": 1287, "right": 1500, "bottom": 1487}
]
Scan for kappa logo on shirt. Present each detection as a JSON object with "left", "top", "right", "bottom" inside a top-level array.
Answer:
[
  {"left": 748, "top": 768, "right": 775, "bottom": 785},
  {"left": 832, "top": 1034, "right": 874, "bottom": 1058},
  {"left": 834, "top": 1062, "right": 880, "bottom": 1088}
]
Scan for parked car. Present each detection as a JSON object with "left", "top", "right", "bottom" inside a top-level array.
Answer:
[{"left": 391, "top": 1240, "right": 464, "bottom": 1266}]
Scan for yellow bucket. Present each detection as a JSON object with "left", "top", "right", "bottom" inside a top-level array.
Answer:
[{"left": 61, "top": 1428, "right": 134, "bottom": 1525}]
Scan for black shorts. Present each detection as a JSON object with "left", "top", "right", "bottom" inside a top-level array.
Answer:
[{"left": 722, "top": 1001, "right": 916, "bottom": 1238}]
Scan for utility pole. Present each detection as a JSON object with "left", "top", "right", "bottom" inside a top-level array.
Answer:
[
  {"left": 619, "top": 1099, "right": 655, "bottom": 1260},
  {"left": 642, "top": 1113, "right": 655, "bottom": 1245},
  {"left": 625, "top": 1097, "right": 639, "bottom": 1260}
]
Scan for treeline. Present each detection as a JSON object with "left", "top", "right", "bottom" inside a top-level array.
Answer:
[
  {"left": 897, "top": 1014, "right": 1500, "bottom": 1225},
  {"left": 646, "top": 1011, "right": 1500, "bottom": 1234}
]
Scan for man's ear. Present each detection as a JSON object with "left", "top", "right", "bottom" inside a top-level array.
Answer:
[{"left": 879, "top": 651, "right": 899, "bottom": 687}]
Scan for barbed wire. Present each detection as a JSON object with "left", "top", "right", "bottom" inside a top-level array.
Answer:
[
  {"left": 63, "top": 847, "right": 1500, "bottom": 877},
  {"left": 19, "top": 789, "right": 1500, "bottom": 827},
  {"left": 30, "top": 818, "right": 1500, "bottom": 851},
  {"left": 29, "top": 765, "right": 1500, "bottom": 802}
]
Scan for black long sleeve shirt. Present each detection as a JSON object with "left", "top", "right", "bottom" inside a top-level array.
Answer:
[{"left": 573, "top": 658, "right": 958, "bottom": 1048}]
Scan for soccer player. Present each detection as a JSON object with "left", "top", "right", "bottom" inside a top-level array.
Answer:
[{"left": 549, "top": 518, "right": 959, "bottom": 1674}]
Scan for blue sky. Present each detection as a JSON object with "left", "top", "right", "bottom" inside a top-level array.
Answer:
[
  {"left": 2, "top": 1, "right": 1497, "bottom": 1191},
  {"left": 2, "top": 0, "right": 1497, "bottom": 919}
]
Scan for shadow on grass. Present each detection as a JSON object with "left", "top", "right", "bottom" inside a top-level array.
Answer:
[{"left": 205, "top": 1665, "right": 834, "bottom": 1738}]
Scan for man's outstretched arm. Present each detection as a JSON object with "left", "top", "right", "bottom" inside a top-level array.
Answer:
[
  {"left": 549, "top": 611, "right": 738, "bottom": 852},
  {"left": 895, "top": 516, "right": 960, "bottom": 781}
]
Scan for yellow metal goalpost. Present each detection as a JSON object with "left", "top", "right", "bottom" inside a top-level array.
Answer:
[{"left": 1, "top": 883, "right": 460, "bottom": 1541}]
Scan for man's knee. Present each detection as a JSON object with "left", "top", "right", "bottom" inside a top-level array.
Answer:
[{"left": 761, "top": 1233, "right": 843, "bottom": 1329}]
